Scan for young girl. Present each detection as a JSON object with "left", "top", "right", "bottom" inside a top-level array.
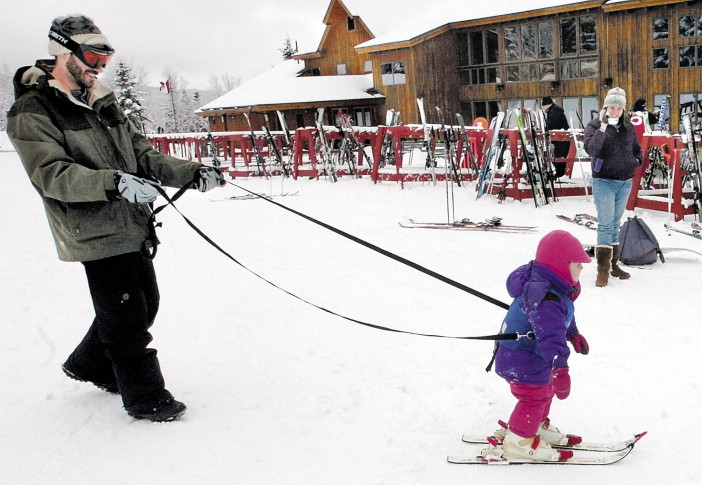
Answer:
[{"left": 490, "top": 230, "right": 591, "bottom": 462}]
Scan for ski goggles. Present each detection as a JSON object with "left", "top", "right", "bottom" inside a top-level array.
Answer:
[{"left": 49, "top": 28, "right": 114, "bottom": 69}]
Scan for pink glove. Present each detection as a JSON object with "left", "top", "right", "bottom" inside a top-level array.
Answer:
[
  {"left": 551, "top": 367, "right": 571, "bottom": 400},
  {"left": 569, "top": 334, "right": 589, "bottom": 355}
]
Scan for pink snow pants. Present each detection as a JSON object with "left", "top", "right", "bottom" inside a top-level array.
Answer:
[{"left": 507, "top": 381, "right": 555, "bottom": 438}]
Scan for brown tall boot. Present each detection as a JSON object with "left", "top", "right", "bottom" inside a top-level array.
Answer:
[
  {"left": 610, "top": 244, "right": 631, "bottom": 279},
  {"left": 595, "top": 246, "right": 613, "bottom": 287}
]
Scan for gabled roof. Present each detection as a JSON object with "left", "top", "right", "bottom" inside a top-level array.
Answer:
[
  {"left": 295, "top": 0, "right": 408, "bottom": 57},
  {"left": 197, "top": 59, "right": 383, "bottom": 113}
]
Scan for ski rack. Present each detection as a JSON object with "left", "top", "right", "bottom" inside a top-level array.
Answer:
[
  {"left": 626, "top": 133, "right": 698, "bottom": 221},
  {"left": 291, "top": 126, "right": 373, "bottom": 180},
  {"left": 369, "top": 124, "right": 478, "bottom": 187}
]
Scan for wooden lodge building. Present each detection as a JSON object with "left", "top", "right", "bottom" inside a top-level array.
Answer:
[{"left": 197, "top": 0, "right": 702, "bottom": 134}]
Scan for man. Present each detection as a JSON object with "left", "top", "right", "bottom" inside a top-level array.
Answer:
[
  {"left": 8, "top": 15, "right": 224, "bottom": 422},
  {"left": 541, "top": 96, "right": 570, "bottom": 179}
]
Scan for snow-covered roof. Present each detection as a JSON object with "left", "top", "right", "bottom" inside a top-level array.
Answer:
[
  {"left": 197, "top": 59, "right": 383, "bottom": 112},
  {"left": 356, "top": 0, "right": 599, "bottom": 49}
]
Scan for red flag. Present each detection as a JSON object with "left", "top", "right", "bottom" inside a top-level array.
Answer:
[{"left": 160, "top": 80, "right": 171, "bottom": 93}]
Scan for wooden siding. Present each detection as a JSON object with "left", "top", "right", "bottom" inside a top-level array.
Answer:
[
  {"left": 601, "top": 1, "right": 702, "bottom": 131},
  {"left": 302, "top": 0, "right": 374, "bottom": 76}
]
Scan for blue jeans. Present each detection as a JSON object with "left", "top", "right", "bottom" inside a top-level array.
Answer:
[{"left": 592, "top": 178, "right": 633, "bottom": 246}]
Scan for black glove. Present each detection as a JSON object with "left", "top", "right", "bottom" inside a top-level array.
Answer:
[
  {"left": 193, "top": 166, "right": 225, "bottom": 192},
  {"left": 114, "top": 171, "right": 161, "bottom": 203}
]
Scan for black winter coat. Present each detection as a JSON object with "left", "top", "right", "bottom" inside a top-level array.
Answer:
[{"left": 583, "top": 117, "right": 642, "bottom": 181}]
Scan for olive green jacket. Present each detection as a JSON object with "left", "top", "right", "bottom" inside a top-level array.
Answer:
[{"left": 8, "top": 60, "right": 200, "bottom": 262}]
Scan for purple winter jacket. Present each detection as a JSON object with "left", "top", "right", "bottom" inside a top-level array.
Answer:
[{"left": 495, "top": 262, "right": 580, "bottom": 386}]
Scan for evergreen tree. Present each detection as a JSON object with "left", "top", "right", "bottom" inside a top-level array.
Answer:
[
  {"left": 279, "top": 36, "right": 297, "bottom": 60},
  {"left": 114, "top": 60, "right": 147, "bottom": 132}
]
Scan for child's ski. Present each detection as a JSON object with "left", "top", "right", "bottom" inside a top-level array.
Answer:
[
  {"left": 448, "top": 447, "right": 633, "bottom": 465},
  {"left": 449, "top": 432, "right": 646, "bottom": 465},
  {"left": 461, "top": 432, "right": 645, "bottom": 452}
]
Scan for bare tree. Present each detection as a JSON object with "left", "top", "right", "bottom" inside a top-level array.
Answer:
[{"left": 208, "top": 73, "right": 241, "bottom": 97}]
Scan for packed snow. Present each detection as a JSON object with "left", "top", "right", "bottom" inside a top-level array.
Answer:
[{"left": 1, "top": 137, "right": 701, "bottom": 483}]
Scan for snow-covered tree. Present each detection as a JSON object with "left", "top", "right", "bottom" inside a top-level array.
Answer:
[
  {"left": 0, "top": 63, "right": 14, "bottom": 131},
  {"left": 279, "top": 36, "right": 297, "bottom": 60},
  {"left": 113, "top": 60, "right": 147, "bottom": 132}
]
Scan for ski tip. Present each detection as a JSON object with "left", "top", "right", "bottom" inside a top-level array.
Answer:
[{"left": 633, "top": 431, "right": 648, "bottom": 444}]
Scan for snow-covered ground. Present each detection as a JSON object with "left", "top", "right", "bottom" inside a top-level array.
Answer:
[{"left": 1, "top": 141, "right": 701, "bottom": 484}]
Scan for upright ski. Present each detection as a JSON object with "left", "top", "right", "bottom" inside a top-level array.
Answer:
[
  {"left": 681, "top": 113, "right": 702, "bottom": 218},
  {"left": 515, "top": 108, "right": 544, "bottom": 207},
  {"left": 417, "top": 98, "right": 437, "bottom": 185},
  {"left": 315, "top": 108, "right": 337, "bottom": 182},
  {"left": 243, "top": 111, "right": 270, "bottom": 178},
  {"left": 476, "top": 112, "right": 506, "bottom": 199}
]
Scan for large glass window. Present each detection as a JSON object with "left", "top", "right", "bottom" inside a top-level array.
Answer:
[
  {"left": 560, "top": 15, "right": 597, "bottom": 56},
  {"left": 459, "top": 15, "right": 597, "bottom": 86},
  {"left": 462, "top": 29, "right": 501, "bottom": 85}
]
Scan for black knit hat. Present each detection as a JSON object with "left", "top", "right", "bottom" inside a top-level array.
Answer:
[
  {"left": 48, "top": 14, "right": 113, "bottom": 56},
  {"left": 541, "top": 96, "right": 554, "bottom": 106}
]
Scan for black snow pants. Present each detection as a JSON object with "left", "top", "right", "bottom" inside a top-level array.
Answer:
[{"left": 66, "top": 250, "right": 168, "bottom": 409}]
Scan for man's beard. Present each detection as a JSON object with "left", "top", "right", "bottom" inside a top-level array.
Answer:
[{"left": 66, "top": 55, "right": 98, "bottom": 89}]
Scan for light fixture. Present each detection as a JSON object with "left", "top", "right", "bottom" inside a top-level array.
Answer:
[
  {"left": 495, "top": 83, "right": 505, "bottom": 93},
  {"left": 550, "top": 80, "right": 561, "bottom": 91},
  {"left": 603, "top": 77, "right": 613, "bottom": 88}
]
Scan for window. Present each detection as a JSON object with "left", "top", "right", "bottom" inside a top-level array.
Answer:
[
  {"left": 560, "top": 15, "right": 597, "bottom": 56},
  {"left": 337, "top": 64, "right": 347, "bottom": 75},
  {"left": 679, "top": 45, "right": 702, "bottom": 67},
  {"left": 461, "top": 29, "right": 500, "bottom": 85},
  {"left": 364, "top": 60, "right": 373, "bottom": 73},
  {"left": 563, "top": 97, "right": 599, "bottom": 125},
  {"left": 460, "top": 100, "right": 501, "bottom": 124},
  {"left": 559, "top": 15, "right": 598, "bottom": 80},
  {"left": 679, "top": 92, "right": 702, "bottom": 128},
  {"left": 654, "top": 48, "right": 670, "bottom": 69},
  {"left": 381, "top": 62, "right": 406, "bottom": 85},
  {"left": 679, "top": 14, "right": 702, "bottom": 37},
  {"left": 347, "top": 17, "right": 355, "bottom": 31},
  {"left": 354, "top": 108, "right": 372, "bottom": 126},
  {"left": 653, "top": 18, "right": 669, "bottom": 39}
]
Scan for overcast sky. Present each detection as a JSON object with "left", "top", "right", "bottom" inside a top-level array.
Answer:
[{"left": 0, "top": 0, "right": 338, "bottom": 89}]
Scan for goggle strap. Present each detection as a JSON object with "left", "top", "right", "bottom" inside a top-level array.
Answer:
[{"left": 48, "top": 28, "right": 114, "bottom": 57}]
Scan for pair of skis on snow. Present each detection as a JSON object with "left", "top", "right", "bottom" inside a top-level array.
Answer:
[
  {"left": 665, "top": 221, "right": 702, "bottom": 240},
  {"left": 448, "top": 431, "right": 647, "bottom": 465},
  {"left": 399, "top": 217, "right": 536, "bottom": 232}
]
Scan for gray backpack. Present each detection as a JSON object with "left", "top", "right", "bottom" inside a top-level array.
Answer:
[{"left": 619, "top": 216, "right": 665, "bottom": 265}]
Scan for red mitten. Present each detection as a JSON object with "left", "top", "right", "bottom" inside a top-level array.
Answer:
[
  {"left": 569, "top": 334, "right": 589, "bottom": 355},
  {"left": 551, "top": 367, "right": 571, "bottom": 400}
]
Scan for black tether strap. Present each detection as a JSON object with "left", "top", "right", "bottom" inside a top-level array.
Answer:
[{"left": 150, "top": 181, "right": 528, "bottom": 342}]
